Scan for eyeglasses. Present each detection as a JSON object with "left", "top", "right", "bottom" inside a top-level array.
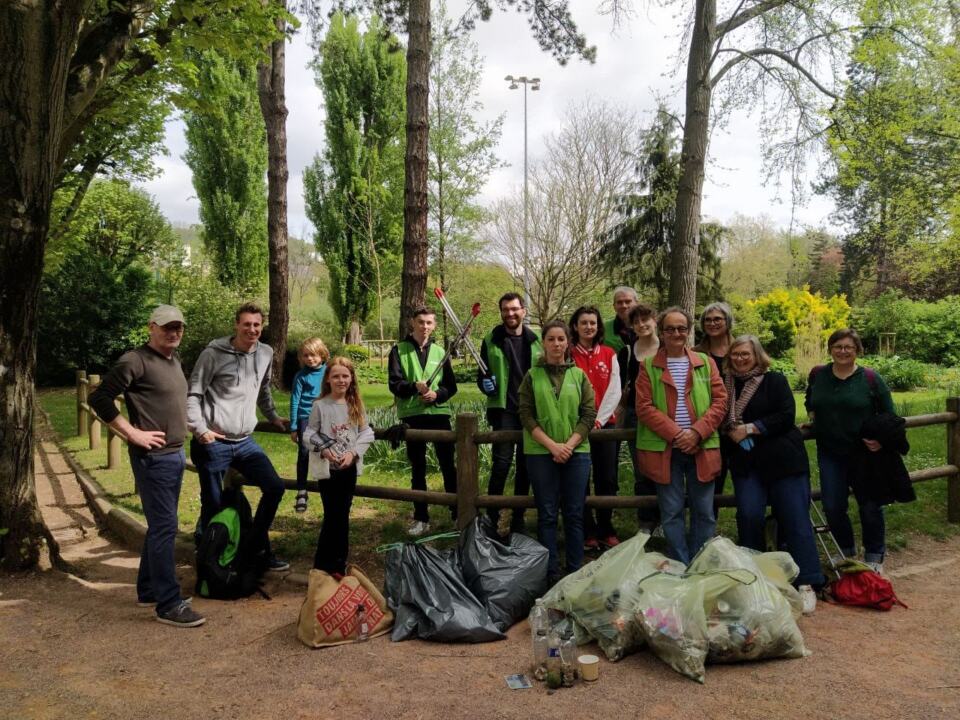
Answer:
[
  {"left": 730, "top": 352, "right": 753, "bottom": 359},
  {"left": 703, "top": 317, "right": 725, "bottom": 325},
  {"left": 831, "top": 345, "right": 857, "bottom": 353},
  {"left": 662, "top": 326, "right": 689, "bottom": 335}
]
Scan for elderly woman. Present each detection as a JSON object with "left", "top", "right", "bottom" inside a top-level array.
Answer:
[
  {"left": 695, "top": 301, "right": 735, "bottom": 496},
  {"left": 723, "top": 335, "right": 824, "bottom": 614},
  {"left": 805, "top": 328, "right": 894, "bottom": 574},
  {"left": 635, "top": 307, "right": 727, "bottom": 563},
  {"left": 519, "top": 319, "right": 596, "bottom": 583}
]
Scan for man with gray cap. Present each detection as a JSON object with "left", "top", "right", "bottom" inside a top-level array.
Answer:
[
  {"left": 187, "top": 302, "right": 289, "bottom": 571},
  {"left": 89, "top": 305, "right": 204, "bottom": 627}
]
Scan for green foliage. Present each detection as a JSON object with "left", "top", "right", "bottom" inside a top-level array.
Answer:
[
  {"left": 767, "top": 357, "right": 802, "bottom": 391},
  {"left": 861, "top": 355, "right": 927, "bottom": 391},
  {"left": 341, "top": 344, "right": 371, "bottom": 363},
  {"left": 748, "top": 287, "right": 850, "bottom": 358},
  {"left": 304, "top": 13, "right": 406, "bottom": 340},
  {"left": 38, "top": 250, "right": 151, "bottom": 384},
  {"left": 171, "top": 266, "right": 248, "bottom": 371},
  {"left": 183, "top": 49, "right": 268, "bottom": 294},
  {"left": 855, "top": 291, "right": 960, "bottom": 365}
]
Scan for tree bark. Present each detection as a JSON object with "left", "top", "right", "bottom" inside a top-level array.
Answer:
[
  {"left": 0, "top": 3, "right": 87, "bottom": 570},
  {"left": 399, "top": 0, "right": 431, "bottom": 341},
  {"left": 257, "top": 7, "right": 290, "bottom": 388},
  {"left": 670, "top": 0, "right": 716, "bottom": 314}
]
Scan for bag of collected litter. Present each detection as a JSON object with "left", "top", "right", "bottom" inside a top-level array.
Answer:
[
  {"left": 459, "top": 516, "right": 549, "bottom": 631},
  {"left": 687, "top": 537, "right": 808, "bottom": 664},
  {"left": 542, "top": 532, "right": 685, "bottom": 661},
  {"left": 383, "top": 539, "right": 505, "bottom": 643},
  {"left": 635, "top": 569, "right": 753, "bottom": 683},
  {"left": 297, "top": 565, "right": 393, "bottom": 648}
]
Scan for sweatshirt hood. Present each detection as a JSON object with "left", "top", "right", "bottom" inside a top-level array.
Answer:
[{"left": 206, "top": 336, "right": 269, "bottom": 387}]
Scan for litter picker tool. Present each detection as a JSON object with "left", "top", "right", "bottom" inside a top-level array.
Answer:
[
  {"left": 424, "top": 302, "right": 482, "bottom": 388},
  {"left": 434, "top": 288, "right": 488, "bottom": 375}
]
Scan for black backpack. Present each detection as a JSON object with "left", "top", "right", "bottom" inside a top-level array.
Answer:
[{"left": 195, "top": 488, "right": 269, "bottom": 599}]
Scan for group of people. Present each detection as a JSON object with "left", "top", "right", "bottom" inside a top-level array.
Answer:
[{"left": 90, "top": 288, "right": 898, "bottom": 627}]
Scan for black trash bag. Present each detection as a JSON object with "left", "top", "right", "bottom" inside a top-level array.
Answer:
[
  {"left": 383, "top": 542, "right": 505, "bottom": 643},
  {"left": 460, "top": 516, "right": 550, "bottom": 631}
]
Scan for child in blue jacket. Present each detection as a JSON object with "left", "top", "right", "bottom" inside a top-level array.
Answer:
[{"left": 290, "top": 337, "right": 329, "bottom": 512}]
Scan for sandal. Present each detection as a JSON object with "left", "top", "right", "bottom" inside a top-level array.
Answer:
[{"left": 294, "top": 491, "right": 308, "bottom": 513}]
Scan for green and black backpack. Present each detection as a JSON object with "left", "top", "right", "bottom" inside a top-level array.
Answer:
[{"left": 195, "top": 487, "right": 269, "bottom": 599}]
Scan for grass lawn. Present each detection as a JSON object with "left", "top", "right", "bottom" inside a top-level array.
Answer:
[{"left": 38, "top": 385, "right": 959, "bottom": 567}]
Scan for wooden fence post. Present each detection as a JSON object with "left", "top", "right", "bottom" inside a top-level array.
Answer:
[
  {"left": 107, "top": 396, "right": 121, "bottom": 469},
  {"left": 455, "top": 412, "right": 479, "bottom": 531},
  {"left": 87, "top": 374, "right": 101, "bottom": 450},
  {"left": 76, "top": 369, "right": 87, "bottom": 436},
  {"left": 947, "top": 397, "right": 960, "bottom": 524}
]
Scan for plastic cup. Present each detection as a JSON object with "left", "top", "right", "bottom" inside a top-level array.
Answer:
[{"left": 578, "top": 654, "right": 600, "bottom": 682}]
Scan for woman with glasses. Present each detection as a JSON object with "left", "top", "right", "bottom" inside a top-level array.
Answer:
[
  {"left": 805, "top": 328, "right": 894, "bottom": 574},
  {"left": 695, "top": 302, "right": 735, "bottom": 496},
  {"left": 635, "top": 307, "right": 727, "bottom": 563},
  {"left": 722, "top": 335, "right": 824, "bottom": 615}
]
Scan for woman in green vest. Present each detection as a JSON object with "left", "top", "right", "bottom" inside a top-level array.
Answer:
[
  {"left": 635, "top": 307, "right": 728, "bottom": 564},
  {"left": 518, "top": 320, "right": 596, "bottom": 582}
]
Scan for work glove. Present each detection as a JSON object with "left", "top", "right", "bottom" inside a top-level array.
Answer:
[
  {"left": 384, "top": 423, "right": 409, "bottom": 450},
  {"left": 481, "top": 374, "right": 497, "bottom": 396},
  {"left": 738, "top": 437, "right": 755, "bottom": 452}
]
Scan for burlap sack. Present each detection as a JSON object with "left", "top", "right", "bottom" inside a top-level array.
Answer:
[{"left": 297, "top": 564, "right": 393, "bottom": 648}]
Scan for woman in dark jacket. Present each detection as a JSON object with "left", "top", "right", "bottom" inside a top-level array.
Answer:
[{"left": 723, "top": 335, "right": 824, "bottom": 614}]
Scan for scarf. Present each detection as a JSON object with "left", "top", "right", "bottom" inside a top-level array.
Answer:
[{"left": 723, "top": 366, "right": 765, "bottom": 431}]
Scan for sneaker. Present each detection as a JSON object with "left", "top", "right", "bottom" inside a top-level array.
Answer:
[
  {"left": 584, "top": 536, "right": 600, "bottom": 551},
  {"left": 294, "top": 491, "right": 308, "bottom": 514},
  {"left": 266, "top": 555, "right": 290, "bottom": 572},
  {"left": 865, "top": 561, "right": 884, "bottom": 575},
  {"left": 798, "top": 585, "right": 817, "bottom": 616},
  {"left": 138, "top": 596, "right": 191, "bottom": 608},
  {"left": 407, "top": 520, "right": 431, "bottom": 537},
  {"left": 651, "top": 525, "right": 665, "bottom": 539},
  {"left": 156, "top": 601, "right": 206, "bottom": 628},
  {"left": 600, "top": 535, "right": 620, "bottom": 549}
]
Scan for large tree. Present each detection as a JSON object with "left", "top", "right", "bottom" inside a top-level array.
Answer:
[
  {"left": 304, "top": 13, "right": 406, "bottom": 343},
  {"left": 0, "top": 1, "right": 280, "bottom": 570},
  {"left": 184, "top": 50, "right": 269, "bottom": 295}
]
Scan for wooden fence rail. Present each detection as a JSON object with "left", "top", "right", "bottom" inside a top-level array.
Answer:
[{"left": 75, "top": 370, "right": 960, "bottom": 530}]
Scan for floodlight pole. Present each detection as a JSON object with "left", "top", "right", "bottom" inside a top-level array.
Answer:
[{"left": 505, "top": 74, "right": 540, "bottom": 315}]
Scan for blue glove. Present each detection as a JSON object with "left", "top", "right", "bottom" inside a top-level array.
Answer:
[
  {"left": 738, "top": 437, "right": 755, "bottom": 452},
  {"left": 481, "top": 374, "right": 497, "bottom": 396}
]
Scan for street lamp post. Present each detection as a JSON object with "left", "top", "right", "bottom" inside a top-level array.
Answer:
[{"left": 505, "top": 74, "right": 540, "bottom": 314}]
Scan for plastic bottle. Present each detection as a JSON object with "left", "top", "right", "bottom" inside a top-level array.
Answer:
[
  {"left": 545, "top": 629, "right": 563, "bottom": 689},
  {"left": 356, "top": 603, "right": 369, "bottom": 642},
  {"left": 529, "top": 599, "right": 550, "bottom": 680}
]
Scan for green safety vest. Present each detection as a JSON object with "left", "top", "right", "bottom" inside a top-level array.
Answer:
[
  {"left": 484, "top": 330, "right": 542, "bottom": 410},
  {"left": 395, "top": 340, "right": 450, "bottom": 418},
  {"left": 603, "top": 316, "right": 626, "bottom": 353},
  {"left": 523, "top": 365, "right": 591, "bottom": 455},
  {"left": 636, "top": 353, "right": 720, "bottom": 450}
]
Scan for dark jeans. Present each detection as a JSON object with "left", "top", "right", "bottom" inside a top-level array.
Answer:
[
  {"left": 130, "top": 449, "right": 186, "bottom": 615},
  {"left": 656, "top": 452, "right": 716, "bottom": 564},
  {"left": 528, "top": 453, "right": 591, "bottom": 578},
  {"left": 486, "top": 409, "right": 529, "bottom": 530},
  {"left": 732, "top": 469, "right": 826, "bottom": 587},
  {"left": 405, "top": 414, "right": 457, "bottom": 523},
  {"left": 622, "top": 406, "right": 660, "bottom": 530},
  {"left": 314, "top": 464, "right": 358, "bottom": 575},
  {"left": 295, "top": 425, "right": 309, "bottom": 492},
  {"left": 818, "top": 449, "right": 886, "bottom": 563},
  {"left": 584, "top": 424, "right": 619, "bottom": 538},
  {"left": 191, "top": 436, "right": 285, "bottom": 556}
]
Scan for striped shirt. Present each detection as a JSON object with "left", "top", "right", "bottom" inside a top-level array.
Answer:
[{"left": 666, "top": 357, "right": 691, "bottom": 429}]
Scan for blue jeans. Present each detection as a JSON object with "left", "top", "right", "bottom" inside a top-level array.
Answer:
[
  {"left": 486, "top": 409, "right": 529, "bottom": 530},
  {"left": 818, "top": 450, "right": 886, "bottom": 563},
  {"left": 528, "top": 453, "right": 591, "bottom": 577},
  {"left": 656, "top": 453, "right": 716, "bottom": 564},
  {"left": 732, "top": 469, "right": 826, "bottom": 587},
  {"left": 191, "top": 436, "right": 285, "bottom": 555},
  {"left": 130, "top": 449, "right": 186, "bottom": 614}
]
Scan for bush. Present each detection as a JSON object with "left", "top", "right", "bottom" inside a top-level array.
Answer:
[
  {"left": 748, "top": 287, "right": 850, "bottom": 358},
  {"left": 341, "top": 344, "right": 370, "bottom": 363},
  {"left": 172, "top": 271, "right": 246, "bottom": 372},
  {"left": 452, "top": 362, "right": 478, "bottom": 384},
  {"left": 856, "top": 291, "right": 960, "bottom": 366},
  {"left": 767, "top": 357, "right": 802, "bottom": 390},
  {"left": 860, "top": 355, "right": 927, "bottom": 391}
]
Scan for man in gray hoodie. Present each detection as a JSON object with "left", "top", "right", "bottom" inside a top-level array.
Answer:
[{"left": 187, "top": 302, "right": 290, "bottom": 571}]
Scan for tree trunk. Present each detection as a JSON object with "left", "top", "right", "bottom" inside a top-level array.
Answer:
[
  {"left": 346, "top": 320, "right": 362, "bottom": 345},
  {"left": 669, "top": 0, "right": 716, "bottom": 314},
  {"left": 399, "top": 0, "right": 431, "bottom": 341},
  {"left": 0, "top": 4, "right": 85, "bottom": 570},
  {"left": 257, "top": 8, "right": 289, "bottom": 388}
]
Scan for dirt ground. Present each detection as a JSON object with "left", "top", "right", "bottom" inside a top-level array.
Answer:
[{"left": 3, "top": 439, "right": 960, "bottom": 720}]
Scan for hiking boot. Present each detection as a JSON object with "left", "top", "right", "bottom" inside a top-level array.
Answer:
[
  {"left": 156, "top": 601, "right": 206, "bottom": 628},
  {"left": 798, "top": 585, "right": 817, "bottom": 616},
  {"left": 267, "top": 555, "right": 290, "bottom": 572},
  {"left": 407, "top": 520, "right": 431, "bottom": 537},
  {"left": 294, "top": 490, "right": 308, "bottom": 514},
  {"left": 584, "top": 536, "right": 600, "bottom": 551}
]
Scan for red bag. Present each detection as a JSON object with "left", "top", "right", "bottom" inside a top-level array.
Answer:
[{"left": 830, "top": 569, "right": 907, "bottom": 611}]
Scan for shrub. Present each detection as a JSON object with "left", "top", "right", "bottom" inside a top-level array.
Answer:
[
  {"left": 748, "top": 287, "right": 850, "bottom": 357},
  {"left": 767, "top": 357, "right": 802, "bottom": 390},
  {"left": 856, "top": 291, "right": 960, "bottom": 366},
  {"left": 861, "top": 355, "right": 927, "bottom": 391},
  {"left": 341, "top": 344, "right": 371, "bottom": 363},
  {"left": 172, "top": 271, "right": 246, "bottom": 372}
]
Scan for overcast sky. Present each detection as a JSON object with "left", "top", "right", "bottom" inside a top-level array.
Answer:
[{"left": 142, "top": 2, "right": 838, "bottom": 238}]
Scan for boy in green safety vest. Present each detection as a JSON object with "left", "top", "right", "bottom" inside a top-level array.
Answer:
[
  {"left": 387, "top": 306, "right": 458, "bottom": 536},
  {"left": 476, "top": 292, "right": 542, "bottom": 533}
]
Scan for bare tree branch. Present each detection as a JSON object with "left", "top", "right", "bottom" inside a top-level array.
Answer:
[{"left": 711, "top": 46, "right": 839, "bottom": 98}]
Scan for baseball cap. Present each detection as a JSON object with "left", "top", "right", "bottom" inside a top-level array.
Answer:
[{"left": 149, "top": 305, "right": 185, "bottom": 326}]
